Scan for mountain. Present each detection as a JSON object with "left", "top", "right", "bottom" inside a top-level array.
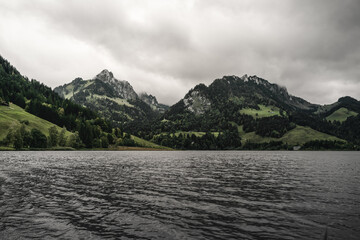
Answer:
[
  {"left": 161, "top": 74, "right": 320, "bottom": 127},
  {"left": 2, "top": 51, "right": 359, "bottom": 150},
  {"left": 134, "top": 75, "right": 360, "bottom": 150},
  {"left": 0, "top": 55, "right": 168, "bottom": 150},
  {"left": 0, "top": 55, "right": 112, "bottom": 149},
  {"left": 54, "top": 69, "right": 168, "bottom": 126},
  {"left": 169, "top": 75, "right": 317, "bottom": 117}
]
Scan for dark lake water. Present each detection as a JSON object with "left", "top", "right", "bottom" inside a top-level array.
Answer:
[{"left": 0, "top": 151, "right": 359, "bottom": 240}]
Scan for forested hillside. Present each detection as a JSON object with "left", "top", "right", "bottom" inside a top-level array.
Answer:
[{"left": 0, "top": 55, "right": 165, "bottom": 150}]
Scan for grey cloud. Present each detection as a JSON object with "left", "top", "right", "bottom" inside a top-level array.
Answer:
[{"left": 0, "top": 0, "right": 359, "bottom": 105}]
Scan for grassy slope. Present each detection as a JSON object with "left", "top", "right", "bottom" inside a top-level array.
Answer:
[
  {"left": 155, "top": 131, "right": 220, "bottom": 138},
  {"left": 326, "top": 107, "right": 358, "bottom": 122},
  {"left": 239, "top": 104, "right": 281, "bottom": 118},
  {"left": 0, "top": 103, "right": 73, "bottom": 140},
  {"left": 237, "top": 124, "right": 344, "bottom": 145},
  {"left": 85, "top": 94, "right": 135, "bottom": 120},
  {"left": 86, "top": 94, "right": 135, "bottom": 107},
  {"left": 0, "top": 104, "right": 165, "bottom": 150},
  {"left": 174, "top": 131, "right": 220, "bottom": 137},
  {"left": 131, "top": 135, "right": 172, "bottom": 149},
  {"left": 113, "top": 146, "right": 171, "bottom": 151}
]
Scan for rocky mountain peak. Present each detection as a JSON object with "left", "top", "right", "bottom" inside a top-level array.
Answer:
[
  {"left": 91, "top": 69, "right": 138, "bottom": 100},
  {"left": 240, "top": 74, "right": 249, "bottom": 82},
  {"left": 94, "top": 69, "right": 115, "bottom": 83}
]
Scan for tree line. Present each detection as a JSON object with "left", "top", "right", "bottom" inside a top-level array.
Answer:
[{"left": 0, "top": 123, "right": 138, "bottom": 150}]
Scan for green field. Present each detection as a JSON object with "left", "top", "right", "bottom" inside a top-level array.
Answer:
[
  {"left": 174, "top": 131, "right": 206, "bottom": 137},
  {"left": 239, "top": 104, "right": 281, "bottom": 118},
  {"left": 0, "top": 103, "right": 169, "bottom": 149},
  {"left": 156, "top": 131, "right": 220, "bottom": 138},
  {"left": 237, "top": 124, "right": 344, "bottom": 146},
  {"left": 0, "top": 146, "right": 14, "bottom": 150},
  {"left": 131, "top": 135, "right": 172, "bottom": 149},
  {"left": 175, "top": 131, "right": 220, "bottom": 137},
  {"left": 326, "top": 107, "right": 358, "bottom": 122},
  {"left": 0, "top": 103, "right": 73, "bottom": 140}
]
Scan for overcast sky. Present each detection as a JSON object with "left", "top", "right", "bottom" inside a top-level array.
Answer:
[{"left": 0, "top": 0, "right": 359, "bottom": 105}]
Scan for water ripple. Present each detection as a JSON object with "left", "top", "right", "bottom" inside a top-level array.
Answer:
[{"left": 0, "top": 151, "right": 359, "bottom": 239}]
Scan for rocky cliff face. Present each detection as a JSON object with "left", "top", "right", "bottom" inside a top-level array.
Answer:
[
  {"left": 93, "top": 70, "right": 138, "bottom": 100},
  {"left": 183, "top": 89, "right": 211, "bottom": 115}
]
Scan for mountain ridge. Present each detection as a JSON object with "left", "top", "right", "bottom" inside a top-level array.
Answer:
[{"left": 2, "top": 52, "right": 360, "bottom": 150}]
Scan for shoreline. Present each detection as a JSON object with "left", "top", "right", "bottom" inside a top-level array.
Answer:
[
  {"left": 0, "top": 147, "right": 358, "bottom": 152},
  {"left": 0, "top": 146, "right": 173, "bottom": 151}
]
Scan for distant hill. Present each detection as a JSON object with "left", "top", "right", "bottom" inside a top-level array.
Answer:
[{"left": 54, "top": 69, "right": 168, "bottom": 126}]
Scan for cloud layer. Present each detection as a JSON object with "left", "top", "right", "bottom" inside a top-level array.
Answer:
[{"left": 1, "top": 0, "right": 359, "bottom": 105}]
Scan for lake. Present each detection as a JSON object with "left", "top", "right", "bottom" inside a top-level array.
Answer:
[{"left": 0, "top": 151, "right": 359, "bottom": 239}]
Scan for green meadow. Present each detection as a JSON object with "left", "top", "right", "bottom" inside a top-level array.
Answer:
[
  {"left": 326, "top": 107, "right": 358, "bottom": 122},
  {"left": 0, "top": 103, "right": 73, "bottom": 140},
  {"left": 239, "top": 104, "right": 281, "bottom": 118},
  {"left": 237, "top": 124, "right": 344, "bottom": 146},
  {"left": 131, "top": 135, "right": 172, "bottom": 149}
]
